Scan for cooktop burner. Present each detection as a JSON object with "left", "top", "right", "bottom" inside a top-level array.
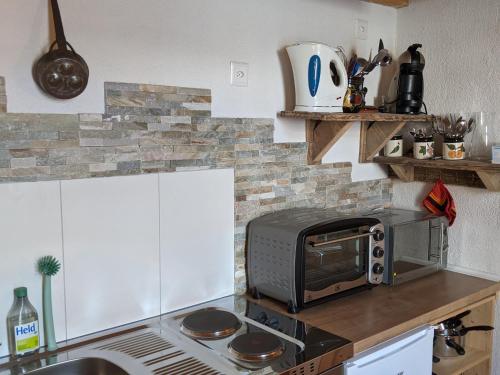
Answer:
[
  {"left": 228, "top": 332, "right": 285, "bottom": 362},
  {"left": 163, "top": 295, "right": 353, "bottom": 374},
  {"left": 181, "top": 308, "right": 242, "bottom": 339}
]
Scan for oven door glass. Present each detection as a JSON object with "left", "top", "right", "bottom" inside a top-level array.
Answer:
[
  {"left": 304, "top": 225, "right": 369, "bottom": 303},
  {"left": 391, "top": 219, "right": 442, "bottom": 284}
]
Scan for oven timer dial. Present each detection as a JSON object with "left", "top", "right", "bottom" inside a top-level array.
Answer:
[
  {"left": 372, "top": 263, "right": 384, "bottom": 275},
  {"left": 373, "top": 246, "right": 384, "bottom": 258}
]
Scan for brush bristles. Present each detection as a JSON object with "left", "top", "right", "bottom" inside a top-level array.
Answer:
[{"left": 37, "top": 256, "right": 61, "bottom": 277}]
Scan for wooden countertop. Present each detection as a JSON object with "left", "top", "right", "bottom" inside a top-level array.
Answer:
[{"left": 251, "top": 271, "right": 500, "bottom": 354}]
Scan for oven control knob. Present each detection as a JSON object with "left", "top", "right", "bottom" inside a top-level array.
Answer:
[
  {"left": 373, "top": 247, "right": 384, "bottom": 258},
  {"left": 268, "top": 317, "right": 280, "bottom": 330},
  {"left": 372, "top": 263, "right": 384, "bottom": 275},
  {"left": 256, "top": 312, "right": 268, "bottom": 324},
  {"left": 373, "top": 231, "right": 385, "bottom": 242}
]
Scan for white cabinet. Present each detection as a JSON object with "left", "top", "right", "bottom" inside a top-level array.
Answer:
[
  {"left": 61, "top": 175, "right": 160, "bottom": 338},
  {"left": 159, "top": 169, "right": 234, "bottom": 313},
  {"left": 344, "top": 326, "right": 434, "bottom": 375}
]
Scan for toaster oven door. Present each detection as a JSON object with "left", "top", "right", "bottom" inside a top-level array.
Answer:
[
  {"left": 304, "top": 225, "right": 370, "bottom": 303},
  {"left": 390, "top": 218, "right": 448, "bottom": 285}
]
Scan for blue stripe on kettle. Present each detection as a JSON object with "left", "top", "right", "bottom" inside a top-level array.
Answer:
[{"left": 308, "top": 55, "right": 321, "bottom": 97}]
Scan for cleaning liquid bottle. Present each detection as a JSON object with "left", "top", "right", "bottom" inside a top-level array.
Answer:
[{"left": 7, "top": 287, "right": 40, "bottom": 357}]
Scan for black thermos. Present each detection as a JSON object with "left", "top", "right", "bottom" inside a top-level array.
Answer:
[{"left": 396, "top": 44, "right": 425, "bottom": 114}]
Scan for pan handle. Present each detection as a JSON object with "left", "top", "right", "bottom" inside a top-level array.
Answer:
[
  {"left": 459, "top": 325, "right": 494, "bottom": 335},
  {"left": 454, "top": 310, "right": 471, "bottom": 320},
  {"left": 445, "top": 338, "right": 465, "bottom": 355}
]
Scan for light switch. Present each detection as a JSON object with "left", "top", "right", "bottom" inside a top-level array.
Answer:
[{"left": 230, "top": 61, "right": 249, "bottom": 87}]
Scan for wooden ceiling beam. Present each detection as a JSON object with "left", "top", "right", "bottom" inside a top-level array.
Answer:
[{"left": 361, "top": 0, "right": 409, "bottom": 8}]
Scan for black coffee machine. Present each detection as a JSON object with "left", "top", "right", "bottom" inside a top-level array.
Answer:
[{"left": 395, "top": 44, "right": 425, "bottom": 114}]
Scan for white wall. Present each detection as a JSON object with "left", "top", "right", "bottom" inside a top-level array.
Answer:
[
  {"left": 0, "top": 0, "right": 396, "bottom": 180},
  {"left": 395, "top": 0, "right": 500, "bottom": 372},
  {"left": 0, "top": 170, "right": 234, "bottom": 357}
]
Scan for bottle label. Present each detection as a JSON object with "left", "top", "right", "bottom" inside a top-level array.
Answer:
[{"left": 14, "top": 321, "right": 39, "bottom": 355}]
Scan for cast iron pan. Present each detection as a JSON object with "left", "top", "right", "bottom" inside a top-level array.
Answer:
[{"left": 34, "top": 0, "right": 89, "bottom": 99}]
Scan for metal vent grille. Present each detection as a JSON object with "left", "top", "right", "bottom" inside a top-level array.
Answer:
[
  {"left": 143, "top": 350, "right": 185, "bottom": 366},
  {"left": 93, "top": 329, "right": 224, "bottom": 374},
  {"left": 96, "top": 332, "right": 173, "bottom": 358},
  {"left": 152, "top": 357, "right": 221, "bottom": 375}
]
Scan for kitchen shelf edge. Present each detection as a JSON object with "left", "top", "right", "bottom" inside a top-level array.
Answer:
[{"left": 374, "top": 156, "right": 500, "bottom": 191}]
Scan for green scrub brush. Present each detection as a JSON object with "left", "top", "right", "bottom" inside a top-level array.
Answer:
[{"left": 37, "top": 256, "right": 61, "bottom": 352}]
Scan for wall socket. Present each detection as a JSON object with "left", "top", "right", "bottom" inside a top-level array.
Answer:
[
  {"left": 355, "top": 19, "right": 368, "bottom": 40},
  {"left": 230, "top": 61, "right": 249, "bottom": 87}
]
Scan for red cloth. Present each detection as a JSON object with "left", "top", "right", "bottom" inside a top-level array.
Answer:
[{"left": 423, "top": 179, "right": 456, "bottom": 226}]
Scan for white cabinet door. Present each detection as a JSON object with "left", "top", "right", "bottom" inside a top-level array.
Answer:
[
  {"left": 0, "top": 181, "right": 65, "bottom": 357},
  {"left": 344, "top": 326, "right": 433, "bottom": 375},
  {"left": 61, "top": 174, "right": 160, "bottom": 338},
  {"left": 160, "top": 169, "right": 234, "bottom": 313}
]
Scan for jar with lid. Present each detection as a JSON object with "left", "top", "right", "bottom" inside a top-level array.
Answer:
[
  {"left": 384, "top": 135, "right": 403, "bottom": 157},
  {"left": 343, "top": 77, "right": 367, "bottom": 113},
  {"left": 413, "top": 135, "right": 434, "bottom": 159}
]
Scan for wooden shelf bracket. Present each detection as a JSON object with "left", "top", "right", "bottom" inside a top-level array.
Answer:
[
  {"left": 306, "top": 119, "right": 354, "bottom": 164},
  {"left": 389, "top": 164, "right": 415, "bottom": 182},
  {"left": 359, "top": 121, "right": 406, "bottom": 162},
  {"left": 476, "top": 171, "right": 500, "bottom": 192}
]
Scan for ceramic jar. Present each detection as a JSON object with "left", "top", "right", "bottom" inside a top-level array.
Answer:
[
  {"left": 384, "top": 135, "right": 403, "bottom": 157},
  {"left": 443, "top": 137, "right": 465, "bottom": 160},
  {"left": 413, "top": 136, "right": 434, "bottom": 159}
]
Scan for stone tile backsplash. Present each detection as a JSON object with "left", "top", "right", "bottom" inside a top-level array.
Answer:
[{"left": 0, "top": 76, "right": 392, "bottom": 292}]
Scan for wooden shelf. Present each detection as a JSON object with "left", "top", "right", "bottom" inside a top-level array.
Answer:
[
  {"left": 374, "top": 156, "right": 500, "bottom": 191},
  {"left": 362, "top": 0, "right": 409, "bottom": 8},
  {"left": 279, "top": 111, "right": 433, "bottom": 164},
  {"left": 433, "top": 348, "right": 490, "bottom": 375}
]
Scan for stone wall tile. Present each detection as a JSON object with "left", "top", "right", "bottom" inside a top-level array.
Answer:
[
  {"left": 10, "top": 157, "right": 37, "bottom": 169},
  {"left": 0, "top": 78, "right": 392, "bottom": 294}
]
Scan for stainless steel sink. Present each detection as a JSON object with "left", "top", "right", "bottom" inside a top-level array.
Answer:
[{"left": 26, "top": 358, "right": 128, "bottom": 375}]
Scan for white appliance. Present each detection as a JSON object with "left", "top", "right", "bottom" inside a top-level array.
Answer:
[
  {"left": 344, "top": 325, "right": 434, "bottom": 375},
  {"left": 286, "top": 42, "right": 347, "bottom": 112}
]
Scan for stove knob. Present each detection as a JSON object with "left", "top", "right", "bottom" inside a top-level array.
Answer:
[
  {"left": 372, "top": 263, "right": 384, "bottom": 275},
  {"left": 372, "top": 246, "right": 384, "bottom": 258},
  {"left": 267, "top": 317, "right": 280, "bottom": 330},
  {"left": 256, "top": 312, "right": 268, "bottom": 324},
  {"left": 373, "top": 230, "right": 384, "bottom": 242}
]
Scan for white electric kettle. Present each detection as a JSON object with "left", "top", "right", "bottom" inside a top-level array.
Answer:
[{"left": 286, "top": 42, "right": 347, "bottom": 112}]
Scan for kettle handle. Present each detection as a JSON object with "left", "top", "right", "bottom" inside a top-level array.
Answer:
[{"left": 328, "top": 49, "right": 348, "bottom": 91}]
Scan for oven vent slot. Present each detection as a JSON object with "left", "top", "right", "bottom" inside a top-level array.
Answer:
[
  {"left": 143, "top": 350, "right": 185, "bottom": 366},
  {"left": 152, "top": 357, "right": 221, "bottom": 375},
  {"left": 290, "top": 361, "right": 317, "bottom": 375},
  {"left": 95, "top": 331, "right": 174, "bottom": 358}
]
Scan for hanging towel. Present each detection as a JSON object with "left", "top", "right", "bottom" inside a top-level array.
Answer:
[{"left": 423, "top": 179, "right": 456, "bottom": 226}]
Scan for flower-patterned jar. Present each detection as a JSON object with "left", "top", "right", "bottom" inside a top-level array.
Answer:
[{"left": 413, "top": 136, "right": 434, "bottom": 159}]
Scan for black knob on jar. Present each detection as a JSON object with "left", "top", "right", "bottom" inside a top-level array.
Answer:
[
  {"left": 373, "top": 230, "right": 384, "bottom": 242},
  {"left": 373, "top": 246, "right": 385, "bottom": 258},
  {"left": 372, "top": 263, "right": 384, "bottom": 275}
]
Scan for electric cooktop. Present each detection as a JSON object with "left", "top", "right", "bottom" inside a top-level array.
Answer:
[{"left": 161, "top": 295, "right": 352, "bottom": 374}]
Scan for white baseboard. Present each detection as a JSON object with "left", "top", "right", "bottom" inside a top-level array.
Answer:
[{"left": 446, "top": 264, "right": 500, "bottom": 282}]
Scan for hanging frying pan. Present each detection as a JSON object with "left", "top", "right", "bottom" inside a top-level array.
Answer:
[{"left": 34, "top": 0, "right": 89, "bottom": 99}]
